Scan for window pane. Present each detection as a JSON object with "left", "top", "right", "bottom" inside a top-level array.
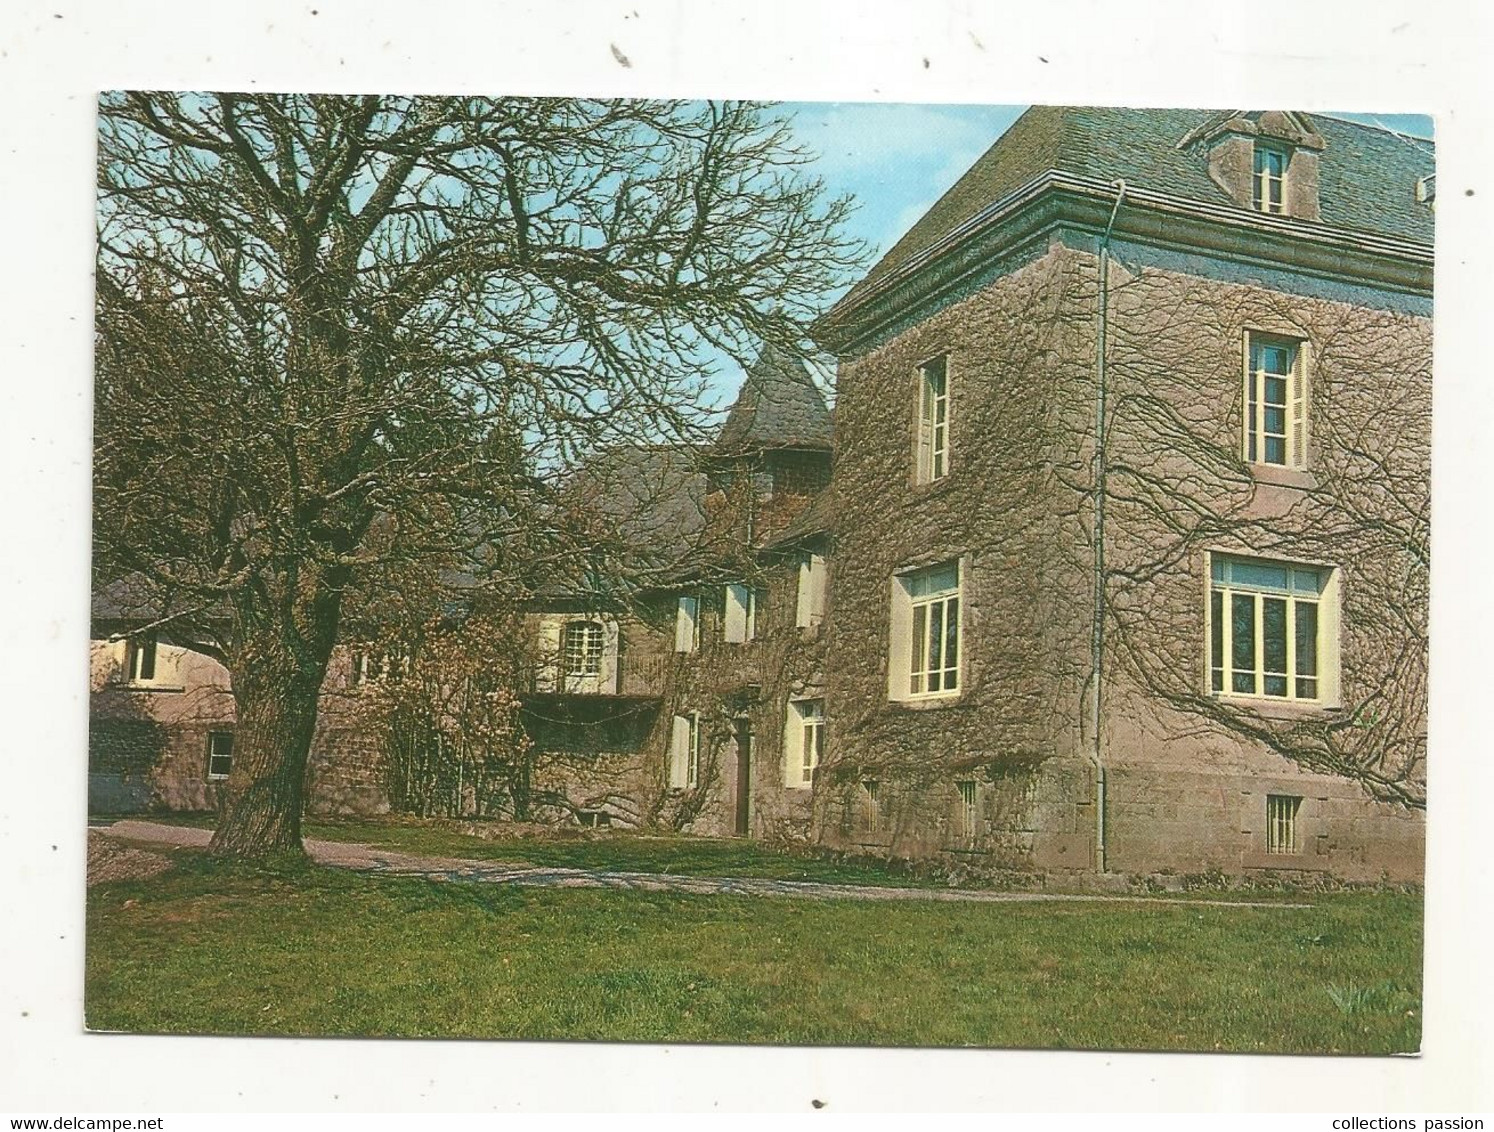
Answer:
[
  {"left": 1231, "top": 593, "right": 1256, "bottom": 694},
  {"left": 1210, "top": 589, "right": 1224, "bottom": 691},
  {"left": 1264, "top": 594, "right": 1287, "bottom": 696},
  {"left": 1261, "top": 344, "right": 1290, "bottom": 373},
  {"left": 1232, "top": 562, "right": 1290, "bottom": 590},
  {"left": 1290, "top": 568, "right": 1323, "bottom": 595},
  {"left": 1263, "top": 598, "right": 1287, "bottom": 671},
  {"left": 927, "top": 600, "right": 945, "bottom": 691},
  {"left": 910, "top": 563, "right": 959, "bottom": 598},
  {"left": 910, "top": 604, "right": 927, "bottom": 693},
  {"left": 1295, "top": 599, "right": 1318, "bottom": 683},
  {"left": 943, "top": 597, "right": 959, "bottom": 690}
]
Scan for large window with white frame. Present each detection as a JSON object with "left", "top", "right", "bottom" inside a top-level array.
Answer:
[
  {"left": 784, "top": 698, "right": 824, "bottom": 787},
  {"left": 1244, "top": 333, "right": 1308, "bottom": 469},
  {"left": 890, "top": 561, "right": 962, "bottom": 700},
  {"left": 916, "top": 355, "right": 950, "bottom": 484},
  {"left": 1210, "top": 555, "right": 1332, "bottom": 702},
  {"left": 1252, "top": 144, "right": 1287, "bottom": 214}
]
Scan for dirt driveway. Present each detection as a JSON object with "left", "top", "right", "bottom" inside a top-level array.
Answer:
[{"left": 95, "top": 819, "right": 1309, "bottom": 908}]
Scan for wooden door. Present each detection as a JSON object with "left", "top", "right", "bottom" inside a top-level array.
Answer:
[{"left": 733, "top": 718, "right": 753, "bottom": 836}]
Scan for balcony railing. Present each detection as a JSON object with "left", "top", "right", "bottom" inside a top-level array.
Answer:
[{"left": 527, "top": 651, "right": 675, "bottom": 698}]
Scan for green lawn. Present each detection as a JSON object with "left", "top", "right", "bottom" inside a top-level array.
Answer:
[{"left": 86, "top": 853, "right": 1423, "bottom": 1052}]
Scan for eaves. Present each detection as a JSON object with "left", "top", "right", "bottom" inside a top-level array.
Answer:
[{"left": 815, "top": 171, "right": 1434, "bottom": 358}]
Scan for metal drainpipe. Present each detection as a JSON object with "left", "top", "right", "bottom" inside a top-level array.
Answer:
[{"left": 1090, "top": 179, "right": 1127, "bottom": 875}]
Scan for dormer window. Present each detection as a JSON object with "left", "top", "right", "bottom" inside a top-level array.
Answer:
[
  {"left": 1253, "top": 144, "right": 1287, "bottom": 214},
  {"left": 1187, "top": 111, "right": 1324, "bottom": 221}
]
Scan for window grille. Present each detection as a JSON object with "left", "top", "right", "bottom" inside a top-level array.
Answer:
[{"left": 1266, "top": 794, "right": 1301, "bottom": 854}]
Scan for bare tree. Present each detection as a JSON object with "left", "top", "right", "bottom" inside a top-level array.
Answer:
[{"left": 94, "top": 93, "right": 863, "bottom": 857}]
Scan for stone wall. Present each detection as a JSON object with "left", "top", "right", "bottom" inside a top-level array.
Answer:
[
  {"left": 820, "top": 243, "right": 1096, "bottom": 869},
  {"left": 820, "top": 236, "right": 1428, "bottom": 881},
  {"left": 89, "top": 638, "right": 393, "bottom": 817},
  {"left": 647, "top": 551, "right": 822, "bottom": 842}
]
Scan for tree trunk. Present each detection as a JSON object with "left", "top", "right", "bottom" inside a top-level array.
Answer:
[{"left": 210, "top": 588, "right": 342, "bottom": 859}]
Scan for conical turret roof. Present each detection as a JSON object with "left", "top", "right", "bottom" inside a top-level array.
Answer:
[{"left": 713, "top": 345, "right": 833, "bottom": 455}]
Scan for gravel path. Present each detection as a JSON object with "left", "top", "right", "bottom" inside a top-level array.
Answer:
[{"left": 97, "top": 820, "right": 1311, "bottom": 908}]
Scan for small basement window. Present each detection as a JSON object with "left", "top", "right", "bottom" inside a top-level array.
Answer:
[
  {"left": 1266, "top": 794, "right": 1302, "bottom": 854},
  {"left": 863, "top": 780, "right": 881, "bottom": 834},
  {"left": 956, "top": 780, "right": 978, "bottom": 843}
]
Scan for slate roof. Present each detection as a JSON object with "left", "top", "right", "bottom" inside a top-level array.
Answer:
[
  {"left": 713, "top": 345, "right": 834, "bottom": 455},
  {"left": 537, "top": 444, "right": 710, "bottom": 598},
  {"left": 847, "top": 106, "right": 1435, "bottom": 303},
  {"left": 92, "top": 573, "right": 172, "bottom": 624},
  {"left": 583, "top": 444, "right": 709, "bottom": 560}
]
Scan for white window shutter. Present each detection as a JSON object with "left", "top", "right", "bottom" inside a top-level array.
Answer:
[
  {"left": 917, "top": 377, "right": 934, "bottom": 480},
  {"left": 535, "top": 617, "right": 562, "bottom": 692},
  {"left": 1290, "top": 345, "right": 1309, "bottom": 469},
  {"left": 782, "top": 701, "right": 802, "bottom": 786},
  {"left": 796, "top": 559, "right": 812, "bottom": 628},
  {"left": 797, "top": 553, "right": 826, "bottom": 628},
  {"left": 669, "top": 714, "right": 691, "bottom": 788},
  {"left": 724, "top": 584, "right": 749, "bottom": 643},
  {"left": 674, "top": 596, "right": 698, "bottom": 653}
]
